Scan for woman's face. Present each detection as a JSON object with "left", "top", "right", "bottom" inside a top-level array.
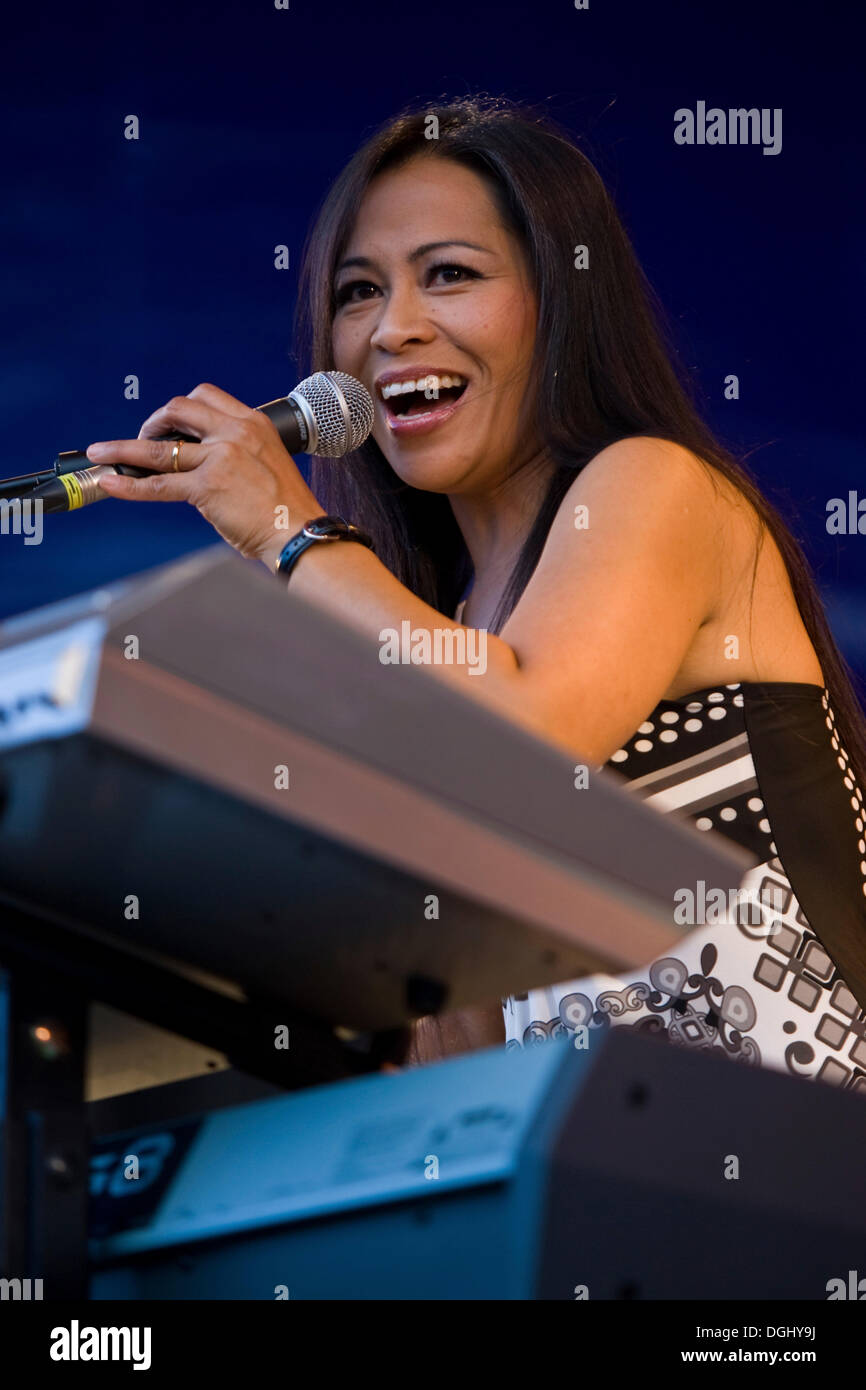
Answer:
[{"left": 331, "top": 155, "right": 541, "bottom": 496}]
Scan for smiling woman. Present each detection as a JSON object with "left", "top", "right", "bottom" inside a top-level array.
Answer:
[
  {"left": 293, "top": 97, "right": 866, "bottom": 1079},
  {"left": 91, "top": 96, "right": 866, "bottom": 1085},
  {"left": 329, "top": 158, "right": 540, "bottom": 500}
]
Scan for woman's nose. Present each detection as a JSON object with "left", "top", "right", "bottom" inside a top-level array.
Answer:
[{"left": 368, "top": 285, "right": 435, "bottom": 353}]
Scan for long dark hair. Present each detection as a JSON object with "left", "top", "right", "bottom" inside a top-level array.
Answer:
[{"left": 296, "top": 93, "right": 866, "bottom": 842}]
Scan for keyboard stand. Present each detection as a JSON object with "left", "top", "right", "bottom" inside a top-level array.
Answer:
[{"left": 0, "top": 893, "right": 406, "bottom": 1297}]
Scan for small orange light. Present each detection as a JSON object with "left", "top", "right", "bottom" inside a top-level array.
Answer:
[{"left": 29, "top": 1021, "right": 69, "bottom": 1060}]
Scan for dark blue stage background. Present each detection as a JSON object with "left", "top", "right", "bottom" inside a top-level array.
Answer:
[{"left": 2, "top": 0, "right": 863, "bottom": 676}]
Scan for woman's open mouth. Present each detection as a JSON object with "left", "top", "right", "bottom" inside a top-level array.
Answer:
[{"left": 378, "top": 372, "right": 469, "bottom": 437}]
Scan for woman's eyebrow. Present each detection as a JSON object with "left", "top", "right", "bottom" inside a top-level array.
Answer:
[
  {"left": 408, "top": 240, "right": 494, "bottom": 261},
  {"left": 336, "top": 240, "right": 494, "bottom": 274}
]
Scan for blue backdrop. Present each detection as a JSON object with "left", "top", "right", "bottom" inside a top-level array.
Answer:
[{"left": 2, "top": 0, "right": 863, "bottom": 677}]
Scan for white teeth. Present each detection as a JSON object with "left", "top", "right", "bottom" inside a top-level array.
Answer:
[{"left": 379, "top": 373, "right": 466, "bottom": 400}]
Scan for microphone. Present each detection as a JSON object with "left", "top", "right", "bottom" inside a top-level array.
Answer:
[{"left": 2, "top": 371, "right": 374, "bottom": 514}]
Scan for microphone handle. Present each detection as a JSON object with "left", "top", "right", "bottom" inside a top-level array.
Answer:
[
  {"left": 50, "top": 398, "right": 304, "bottom": 479},
  {"left": 29, "top": 465, "right": 153, "bottom": 514},
  {"left": 0, "top": 446, "right": 190, "bottom": 500},
  {"left": 10, "top": 396, "right": 307, "bottom": 513},
  {"left": 34, "top": 433, "right": 218, "bottom": 512},
  {"left": 53, "top": 440, "right": 199, "bottom": 475}
]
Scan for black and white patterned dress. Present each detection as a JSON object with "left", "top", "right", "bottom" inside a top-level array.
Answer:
[{"left": 502, "top": 682, "right": 866, "bottom": 1092}]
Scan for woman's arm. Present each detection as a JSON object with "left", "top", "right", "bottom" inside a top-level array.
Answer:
[{"left": 258, "top": 435, "right": 725, "bottom": 763}]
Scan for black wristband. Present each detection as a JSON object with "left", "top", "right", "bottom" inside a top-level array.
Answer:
[{"left": 274, "top": 515, "right": 375, "bottom": 583}]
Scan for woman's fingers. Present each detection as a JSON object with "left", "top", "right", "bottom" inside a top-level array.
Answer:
[
  {"left": 136, "top": 384, "right": 254, "bottom": 441},
  {"left": 136, "top": 393, "right": 219, "bottom": 441},
  {"left": 186, "top": 382, "right": 252, "bottom": 416},
  {"left": 79, "top": 383, "right": 311, "bottom": 547},
  {"left": 86, "top": 437, "right": 205, "bottom": 471},
  {"left": 91, "top": 469, "right": 191, "bottom": 503}
]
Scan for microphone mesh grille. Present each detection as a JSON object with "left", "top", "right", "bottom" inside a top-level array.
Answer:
[{"left": 293, "top": 371, "right": 374, "bottom": 457}]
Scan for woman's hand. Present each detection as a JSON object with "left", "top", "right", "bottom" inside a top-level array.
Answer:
[{"left": 86, "top": 382, "right": 324, "bottom": 570}]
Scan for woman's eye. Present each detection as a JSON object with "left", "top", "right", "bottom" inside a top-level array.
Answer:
[
  {"left": 335, "top": 280, "right": 380, "bottom": 307},
  {"left": 429, "top": 262, "right": 481, "bottom": 286}
]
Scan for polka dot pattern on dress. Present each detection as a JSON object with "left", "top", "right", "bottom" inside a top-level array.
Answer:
[
  {"left": 692, "top": 788, "right": 769, "bottom": 846},
  {"left": 606, "top": 682, "right": 743, "bottom": 764},
  {"left": 607, "top": 685, "right": 791, "bottom": 869}
]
